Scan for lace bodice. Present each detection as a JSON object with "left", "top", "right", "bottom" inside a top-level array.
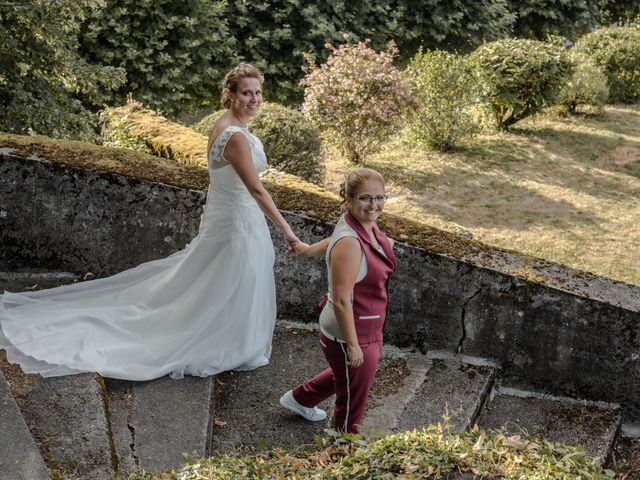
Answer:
[
  {"left": 202, "top": 125, "right": 268, "bottom": 224},
  {"left": 208, "top": 126, "right": 267, "bottom": 172}
]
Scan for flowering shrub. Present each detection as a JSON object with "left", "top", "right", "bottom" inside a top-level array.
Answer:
[
  {"left": 301, "top": 40, "right": 412, "bottom": 163},
  {"left": 403, "top": 50, "right": 481, "bottom": 151}
]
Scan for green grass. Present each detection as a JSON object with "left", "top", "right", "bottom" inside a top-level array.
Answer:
[{"left": 323, "top": 105, "right": 640, "bottom": 286}]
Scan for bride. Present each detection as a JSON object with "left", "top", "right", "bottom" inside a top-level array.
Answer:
[{"left": 0, "top": 63, "right": 300, "bottom": 381}]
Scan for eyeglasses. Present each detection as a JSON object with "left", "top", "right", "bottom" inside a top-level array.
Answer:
[{"left": 354, "top": 195, "right": 388, "bottom": 204}]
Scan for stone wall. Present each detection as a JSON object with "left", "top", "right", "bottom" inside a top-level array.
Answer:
[{"left": 2, "top": 153, "right": 639, "bottom": 421}]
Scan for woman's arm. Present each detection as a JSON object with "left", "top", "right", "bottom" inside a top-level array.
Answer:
[
  {"left": 293, "top": 237, "right": 330, "bottom": 257},
  {"left": 330, "top": 237, "right": 364, "bottom": 368},
  {"left": 224, "top": 133, "right": 298, "bottom": 244}
]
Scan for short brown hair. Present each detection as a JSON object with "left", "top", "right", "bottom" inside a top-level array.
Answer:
[
  {"left": 221, "top": 63, "right": 264, "bottom": 108},
  {"left": 339, "top": 168, "right": 385, "bottom": 203}
]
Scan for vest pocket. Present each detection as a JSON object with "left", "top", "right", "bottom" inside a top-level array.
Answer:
[{"left": 358, "top": 314, "right": 381, "bottom": 320}]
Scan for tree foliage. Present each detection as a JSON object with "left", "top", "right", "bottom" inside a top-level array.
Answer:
[
  {"left": 0, "top": 0, "right": 125, "bottom": 140},
  {"left": 390, "top": 0, "right": 515, "bottom": 54},
  {"left": 224, "top": 0, "right": 514, "bottom": 104},
  {"left": 604, "top": 0, "right": 640, "bottom": 23},
  {"left": 78, "top": 0, "right": 236, "bottom": 116},
  {"left": 507, "top": 0, "right": 609, "bottom": 41},
  {"left": 75, "top": 0, "right": 514, "bottom": 109}
]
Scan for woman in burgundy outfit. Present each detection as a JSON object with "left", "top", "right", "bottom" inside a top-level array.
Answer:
[{"left": 280, "top": 168, "right": 397, "bottom": 433}]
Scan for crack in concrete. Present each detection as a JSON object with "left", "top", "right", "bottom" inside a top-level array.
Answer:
[
  {"left": 124, "top": 382, "right": 138, "bottom": 466},
  {"left": 96, "top": 375, "right": 119, "bottom": 475},
  {"left": 458, "top": 287, "right": 483, "bottom": 354},
  {"left": 205, "top": 376, "right": 216, "bottom": 456}
]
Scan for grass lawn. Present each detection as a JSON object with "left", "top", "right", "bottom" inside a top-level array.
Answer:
[{"left": 322, "top": 105, "right": 640, "bottom": 287}]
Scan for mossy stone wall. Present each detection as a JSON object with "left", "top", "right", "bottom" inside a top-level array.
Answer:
[{"left": 1, "top": 152, "right": 639, "bottom": 422}]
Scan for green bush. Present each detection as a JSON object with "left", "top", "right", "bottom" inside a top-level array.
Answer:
[
  {"left": 472, "top": 39, "right": 574, "bottom": 129},
  {"left": 249, "top": 103, "right": 324, "bottom": 184},
  {"left": 191, "top": 110, "right": 226, "bottom": 136},
  {"left": 556, "top": 52, "right": 609, "bottom": 114},
  {"left": 403, "top": 50, "right": 481, "bottom": 150},
  {"left": 574, "top": 27, "right": 640, "bottom": 104},
  {"left": 191, "top": 104, "right": 324, "bottom": 184}
]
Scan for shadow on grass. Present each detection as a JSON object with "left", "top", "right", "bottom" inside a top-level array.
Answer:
[
  {"left": 366, "top": 159, "right": 607, "bottom": 231},
  {"left": 454, "top": 125, "right": 640, "bottom": 200}
]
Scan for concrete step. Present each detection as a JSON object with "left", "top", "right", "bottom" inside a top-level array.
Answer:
[
  {"left": 363, "top": 350, "right": 433, "bottom": 435},
  {"left": 367, "top": 354, "right": 496, "bottom": 435},
  {"left": 106, "top": 375, "right": 214, "bottom": 472},
  {"left": 0, "top": 355, "right": 113, "bottom": 479},
  {"left": 0, "top": 270, "right": 80, "bottom": 292},
  {"left": 0, "top": 368, "right": 49, "bottom": 480},
  {"left": 477, "top": 387, "right": 622, "bottom": 465},
  {"left": 210, "top": 325, "right": 333, "bottom": 453},
  {"left": 607, "top": 427, "right": 640, "bottom": 478}
]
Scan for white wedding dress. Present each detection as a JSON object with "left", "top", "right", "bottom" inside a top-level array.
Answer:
[{"left": 0, "top": 126, "right": 277, "bottom": 380}]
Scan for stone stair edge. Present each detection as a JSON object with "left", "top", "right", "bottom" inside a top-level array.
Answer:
[{"left": 492, "top": 384, "right": 622, "bottom": 411}]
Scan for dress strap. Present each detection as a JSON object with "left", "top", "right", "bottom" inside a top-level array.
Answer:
[{"left": 208, "top": 126, "right": 248, "bottom": 169}]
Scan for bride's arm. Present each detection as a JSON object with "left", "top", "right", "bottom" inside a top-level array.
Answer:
[{"left": 224, "top": 133, "right": 298, "bottom": 244}]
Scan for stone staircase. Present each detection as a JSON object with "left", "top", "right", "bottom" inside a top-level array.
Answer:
[{"left": 0, "top": 271, "right": 638, "bottom": 479}]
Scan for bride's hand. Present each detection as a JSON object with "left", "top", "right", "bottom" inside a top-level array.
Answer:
[
  {"left": 284, "top": 231, "right": 299, "bottom": 245},
  {"left": 283, "top": 231, "right": 300, "bottom": 253}
]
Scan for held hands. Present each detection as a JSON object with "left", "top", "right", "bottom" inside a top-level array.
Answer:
[
  {"left": 282, "top": 229, "right": 314, "bottom": 257},
  {"left": 292, "top": 241, "right": 311, "bottom": 257},
  {"left": 346, "top": 343, "right": 364, "bottom": 368},
  {"left": 283, "top": 230, "right": 300, "bottom": 254}
]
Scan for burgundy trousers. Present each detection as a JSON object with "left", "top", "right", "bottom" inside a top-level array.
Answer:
[{"left": 292, "top": 332, "right": 382, "bottom": 434}]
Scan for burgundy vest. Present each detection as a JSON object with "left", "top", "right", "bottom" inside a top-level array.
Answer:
[{"left": 344, "top": 212, "right": 397, "bottom": 344}]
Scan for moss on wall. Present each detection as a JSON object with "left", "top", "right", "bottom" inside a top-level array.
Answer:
[
  {"left": 0, "top": 131, "right": 493, "bottom": 261},
  {"left": 2, "top": 131, "right": 639, "bottom": 314},
  {"left": 106, "top": 102, "right": 208, "bottom": 166}
]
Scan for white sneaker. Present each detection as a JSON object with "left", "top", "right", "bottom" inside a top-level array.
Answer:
[{"left": 279, "top": 390, "right": 327, "bottom": 422}]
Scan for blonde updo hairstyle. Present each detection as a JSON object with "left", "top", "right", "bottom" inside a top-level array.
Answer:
[
  {"left": 339, "top": 168, "right": 385, "bottom": 208},
  {"left": 221, "top": 63, "right": 264, "bottom": 109}
]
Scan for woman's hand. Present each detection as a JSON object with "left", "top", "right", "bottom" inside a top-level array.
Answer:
[
  {"left": 346, "top": 343, "right": 364, "bottom": 368},
  {"left": 292, "top": 241, "right": 311, "bottom": 257}
]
